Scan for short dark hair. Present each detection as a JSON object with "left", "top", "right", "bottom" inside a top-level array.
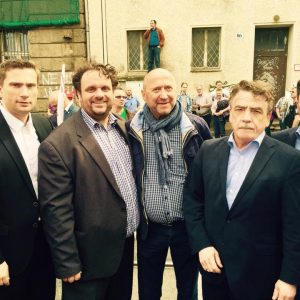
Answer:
[
  {"left": 0, "top": 59, "right": 39, "bottom": 85},
  {"left": 230, "top": 80, "right": 274, "bottom": 112},
  {"left": 215, "top": 80, "right": 223, "bottom": 85},
  {"left": 72, "top": 62, "right": 118, "bottom": 94},
  {"left": 181, "top": 82, "right": 188, "bottom": 87},
  {"left": 151, "top": 20, "right": 157, "bottom": 24}
]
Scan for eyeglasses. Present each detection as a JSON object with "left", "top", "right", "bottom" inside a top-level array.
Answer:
[{"left": 115, "top": 95, "right": 127, "bottom": 99}]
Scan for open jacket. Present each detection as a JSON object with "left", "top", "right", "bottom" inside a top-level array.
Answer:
[{"left": 127, "top": 110, "right": 211, "bottom": 239}]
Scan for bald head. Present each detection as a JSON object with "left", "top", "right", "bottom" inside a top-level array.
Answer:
[
  {"left": 143, "top": 68, "right": 176, "bottom": 90},
  {"left": 141, "top": 68, "right": 177, "bottom": 119}
]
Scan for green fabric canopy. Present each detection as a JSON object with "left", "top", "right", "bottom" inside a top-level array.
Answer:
[{"left": 0, "top": 0, "right": 80, "bottom": 29}]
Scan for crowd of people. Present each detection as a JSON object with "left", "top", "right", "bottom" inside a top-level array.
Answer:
[{"left": 0, "top": 57, "right": 300, "bottom": 300}]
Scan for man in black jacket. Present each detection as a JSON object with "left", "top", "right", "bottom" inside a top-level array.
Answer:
[
  {"left": 184, "top": 80, "right": 300, "bottom": 300},
  {"left": 0, "top": 59, "right": 55, "bottom": 300}
]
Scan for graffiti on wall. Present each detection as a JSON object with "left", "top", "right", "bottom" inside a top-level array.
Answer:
[{"left": 39, "top": 71, "right": 73, "bottom": 98}]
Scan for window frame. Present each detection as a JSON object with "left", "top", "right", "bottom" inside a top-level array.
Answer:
[
  {"left": 126, "top": 29, "right": 148, "bottom": 73},
  {"left": 191, "top": 26, "right": 222, "bottom": 72},
  {"left": 0, "top": 29, "right": 30, "bottom": 62}
]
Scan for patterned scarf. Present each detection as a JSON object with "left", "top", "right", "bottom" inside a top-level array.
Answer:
[{"left": 143, "top": 101, "right": 183, "bottom": 186}]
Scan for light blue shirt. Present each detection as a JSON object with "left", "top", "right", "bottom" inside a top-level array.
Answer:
[
  {"left": 125, "top": 96, "right": 140, "bottom": 113},
  {"left": 226, "top": 131, "right": 265, "bottom": 209}
]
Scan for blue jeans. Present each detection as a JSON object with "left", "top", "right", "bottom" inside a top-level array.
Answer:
[
  {"left": 148, "top": 46, "right": 160, "bottom": 72},
  {"left": 212, "top": 115, "right": 226, "bottom": 138},
  {"left": 137, "top": 221, "right": 198, "bottom": 300}
]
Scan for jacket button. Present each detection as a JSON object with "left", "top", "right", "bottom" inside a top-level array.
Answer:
[
  {"left": 33, "top": 201, "right": 39, "bottom": 207},
  {"left": 32, "top": 222, "right": 38, "bottom": 229}
]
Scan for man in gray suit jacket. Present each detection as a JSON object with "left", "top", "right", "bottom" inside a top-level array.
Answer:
[
  {"left": 38, "top": 62, "right": 139, "bottom": 300},
  {"left": 184, "top": 80, "right": 300, "bottom": 300}
]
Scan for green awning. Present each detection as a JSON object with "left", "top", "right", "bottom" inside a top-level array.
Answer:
[{"left": 0, "top": 0, "right": 80, "bottom": 29}]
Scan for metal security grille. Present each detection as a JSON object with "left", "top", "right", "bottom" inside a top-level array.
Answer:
[
  {"left": 192, "top": 27, "right": 220, "bottom": 69},
  {"left": 127, "top": 30, "right": 148, "bottom": 71},
  {"left": 0, "top": 30, "right": 30, "bottom": 62}
]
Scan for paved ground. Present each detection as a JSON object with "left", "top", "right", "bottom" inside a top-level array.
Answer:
[{"left": 55, "top": 266, "right": 203, "bottom": 300}]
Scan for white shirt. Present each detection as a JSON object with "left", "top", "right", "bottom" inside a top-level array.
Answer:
[{"left": 0, "top": 106, "right": 40, "bottom": 197}]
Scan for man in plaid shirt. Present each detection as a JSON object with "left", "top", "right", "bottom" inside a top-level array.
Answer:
[{"left": 128, "top": 68, "right": 211, "bottom": 300}]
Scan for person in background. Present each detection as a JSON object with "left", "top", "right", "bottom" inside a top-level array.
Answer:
[
  {"left": 211, "top": 90, "right": 230, "bottom": 138},
  {"left": 192, "top": 85, "right": 212, "bottom": 127},
  {"left": 0, "top": 59, "right": 55, "bottom": 300},
  {"left": 112, "top": 87, "right": 133, "bottom": 121},
  {"left": 210, "top": 80, "right": 229, "bottom": 100},
  {"left": 273, "top": 80, "right": 300, "bottom": 149},
  {"left": 177, "top": 82, "right": 193, "bottom": 113},
  {"left": 275, "top": 87, "right": 295, "bottom": 130},
  {"left": 48, "top": 90, "right": 79, "bottom": 127},
  {"left": 144, "top": 20, "right": 165, "bottom": 72},
  {"left": 125, "top": 86, "right": 141, "bottom": 113}
]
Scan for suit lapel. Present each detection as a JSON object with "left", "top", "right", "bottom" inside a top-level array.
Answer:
[
  {"left": 0, "top": 112, "right": 36, "bottom": 198},
  {"left": 74, "top": 112, "right": 124, "bottom": 199},
  {"left": 229, "top": 136, "right": 275, "bottom": 212},
  {"left": 32, "top": 115, "right": 50, "bottom": 142},
  {"left": 290, "top": 128, "right": 297, "bottom": 147},
  {"left": 218, "top": 138, "right": 231, "bottom": 211}
]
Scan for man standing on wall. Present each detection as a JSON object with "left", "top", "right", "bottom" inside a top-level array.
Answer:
[{"left": 144, "top": 20, "right": 165, "bottom": 72}]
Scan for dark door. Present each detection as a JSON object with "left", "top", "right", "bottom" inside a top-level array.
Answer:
[{"left": 253, "top": 28, "right": 288, "bottom": 101}]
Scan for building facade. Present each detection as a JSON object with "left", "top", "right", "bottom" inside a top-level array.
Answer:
[{"left": 87, "top": 0, "right": 300, "bottom": 101}]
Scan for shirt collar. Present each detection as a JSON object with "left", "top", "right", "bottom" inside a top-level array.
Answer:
[
  {"left": 228, "top": 130, "right": 265, "bottom": 150},
  {"left": 81, "top": 108, "right": 117, "bottom": 127},
  {"left": 65, "top": 101, "right": 73, "bottom": 111},
  {"left": 0, "top": 105, "right": 32, "bottom": 132}
]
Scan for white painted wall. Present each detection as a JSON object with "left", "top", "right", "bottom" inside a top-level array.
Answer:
[{"left": 86, "top": 0, "right": 300, "bottom": 97}]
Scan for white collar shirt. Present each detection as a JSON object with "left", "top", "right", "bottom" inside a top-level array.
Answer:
[{"left": 0, "top": 106, "right": 40, "bottom": 197}]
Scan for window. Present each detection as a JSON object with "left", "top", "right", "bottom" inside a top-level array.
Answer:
[
  {"left": 0, "top": 30, "right": 29, "bottom": 62},
  {"left": 192, "top": 27, "right": 221, "bottom": 70},
  {"left": 127, "top": 30, "right": 148, "bottom": 71}
]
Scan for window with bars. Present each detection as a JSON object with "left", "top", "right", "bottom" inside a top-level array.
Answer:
[
  {"left": 192, "top": 27, "right": 221, "bottom": 70},
  {"left": 0, "top": 30, "right": 30, "bottom": 62},
  {"left": 127, "top": 30, "right": 148, "bottom": 71}
]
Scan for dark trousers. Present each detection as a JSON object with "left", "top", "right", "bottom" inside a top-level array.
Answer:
[
  {"left": 62, "top": 236, "right": 134, "bottom": 300},
  {"left": 201, "top": 265, "right": 300, "bottom": 300},
  {"left": 212, "top": 115, "right": 226, "bottom": 138},
  {"left": 201, "top": 113, "right": 212, "bottom": 128},
  {"left": 0, "top": 226, "right": 55, "bottom": 300},
  {"left": 137, "top": 222, "right": 198, "bottom": 300},
  {"left": 148, "top": 46, "right": 160, "bottom": 72}
]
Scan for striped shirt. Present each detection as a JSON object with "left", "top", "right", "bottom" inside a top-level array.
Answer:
[{"left": 82, "top": 109, "right": 139, "bottom": 236}]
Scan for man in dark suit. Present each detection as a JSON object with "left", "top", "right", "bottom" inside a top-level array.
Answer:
[
  {"left": 38, "top": 62, "right": 139, "bottom": 300},
  {"left": 272, "top": 82, "right": 300, "bottom": 149},
  {"left": 0, "top": 59, "right": 55, "bottom": 299},
  {"left": 184, "top": 80, "right": 300, "bottom": 300}
]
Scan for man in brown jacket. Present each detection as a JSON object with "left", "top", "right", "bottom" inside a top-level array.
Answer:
[{"left": 144, "top": 20, "right": 165, "bottom": 72}]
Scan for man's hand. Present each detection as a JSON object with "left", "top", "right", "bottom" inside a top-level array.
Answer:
[
  {"left": 199, "top": 246, "right": 223, "bottom": 273},
  {"left": 272, "top": 279, "right": 297, "bottom": 300},
  {"left": 0, "top": 261, "right": 10, "bottom": 286},
  {"left": 63, "top": 272, "right": 81, "bottom": 283}
]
